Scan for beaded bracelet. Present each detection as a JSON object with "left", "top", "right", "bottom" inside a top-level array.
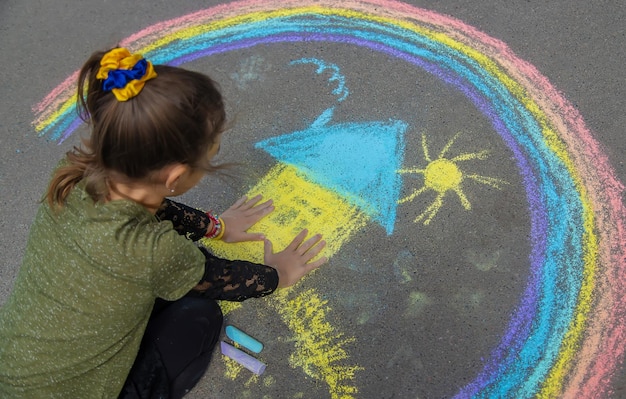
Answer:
[
  {"left": 205, "top": 212, "right": 226, "bottom": 240},
  {"left": 214, "top": 218, "right": 225, "bottom": 240}
]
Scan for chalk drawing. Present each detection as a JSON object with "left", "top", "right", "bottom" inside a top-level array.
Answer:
[
  {"left": 230, "top": 54, "right": 270, "bottom": 89},
  {"left": 290, "top": 58, "right": 349, "bottom": 102},
  {"left": 208, "top": 71, "right": 405, "bottom": 394},
  {"left": 31, "top": 0, "right": 626, "bottom": 398},
  {"left": 398, "top": 132, "right": 507, "bottom": 225}
]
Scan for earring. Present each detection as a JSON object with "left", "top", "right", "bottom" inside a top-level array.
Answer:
[{"left": 170, "top": 188, "right": 175, "bottom": 193}]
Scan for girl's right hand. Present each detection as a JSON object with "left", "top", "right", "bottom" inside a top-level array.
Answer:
[{"left": 263, "top": 229, "right": 328, "bottom": 288}]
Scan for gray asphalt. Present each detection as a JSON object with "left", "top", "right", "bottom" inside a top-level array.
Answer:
[{"left": 1, "top": 1, "right": 624, "bottom": 398}]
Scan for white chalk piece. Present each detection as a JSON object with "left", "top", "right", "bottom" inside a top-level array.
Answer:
[
  {"left": 225, "top": 325, "right": 264, "bottom": 353},
  {"left": 220, "top": 341, "right": 267, "bottom": 375}
]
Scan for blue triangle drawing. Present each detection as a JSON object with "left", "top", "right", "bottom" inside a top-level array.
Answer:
[{"left": 255, "top": 107, "right": 407, "bottom": 235}]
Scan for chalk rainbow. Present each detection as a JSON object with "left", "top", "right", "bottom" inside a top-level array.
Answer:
[{"left": 32, "top": 0, "right": 626, "bottom": 397}]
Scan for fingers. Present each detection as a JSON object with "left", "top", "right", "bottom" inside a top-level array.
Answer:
[
  {"left": 263, "top": 238, "right": 274, "bottom": 254},
  {"left": 241, "top": 200, "right": 273, "bottom": 225},
  {"left": 253, "top": 200, "right": 274, "bottom": 216},
  {"left": 230, "top": 195, "right": 248, "bottom": 209},
  {"left": 228, "top": 194, "right": 262, "bottom": 210},
  {"left": 230, "top": 195, "right": 274, "bottom": 215},
  {"left": 305, "top": 255, "right": 329, "bottom": 271},
  {"left": 241, "top": 195, "right": 270, "bottom": 210},
  {"left": 298, "top": 234, "right": 324, "bottom": 255},
  {"left": 240, "top": 194, "right": 262, "bottom": 209},
  {"left": 304, "top": 239, "right": 326, "bottom": 262},
  {"left": 286, "top": 230, "right": 326, "bottom": 258},
  {"left": 286, "top": 229, "right": 309, "bottom": 250},
  {"left": 268, "top": 231, "right": 328, "bottom": 288},
  {"left": 293, "top": 238, "right": 327, "bottom": 284}
]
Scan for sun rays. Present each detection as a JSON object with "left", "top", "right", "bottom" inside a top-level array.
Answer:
[{"left": 398, "top": 132, "right": 508, "bottom": 225}]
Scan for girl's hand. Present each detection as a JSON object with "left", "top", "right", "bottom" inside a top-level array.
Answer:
[
  {"left": 263, "top": 229, "right": 328, "bottom": 288},
  {"left": 220, "top": 195, "right": 274, "bottom": 243}
]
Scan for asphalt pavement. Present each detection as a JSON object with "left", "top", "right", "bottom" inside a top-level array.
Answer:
[{"left": 1, "top": 1, "right": 624, "bottom": 398}]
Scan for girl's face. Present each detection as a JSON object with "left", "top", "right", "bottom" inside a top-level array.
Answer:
[{"left": 175, "top": 134, "right": 222, "bottom": 194}]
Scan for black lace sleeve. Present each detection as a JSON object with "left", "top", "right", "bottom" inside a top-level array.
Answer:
[
  {"left": 189, "top": 247, "right": 279, "bottom": 302},
  {"left": 156, "top": 199, "right": 210, "bottom": 241}
]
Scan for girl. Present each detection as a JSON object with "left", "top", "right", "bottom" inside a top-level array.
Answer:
[{"left": 0, "top": 47, "right": 327, "bottom": 398}]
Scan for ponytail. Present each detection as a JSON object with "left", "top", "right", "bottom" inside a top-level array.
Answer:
[
  {"left": 45, "top": 148, "right": 107, "bottom": 208},
  {"left": 44, "top": 51, "right": 110, "bottom": 208}
]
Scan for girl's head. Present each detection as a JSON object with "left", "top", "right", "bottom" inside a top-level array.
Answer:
[{"left": 47, "top": 47, "right": 226, "bottom": 206}]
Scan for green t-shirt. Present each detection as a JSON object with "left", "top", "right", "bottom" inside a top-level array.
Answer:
[{"left": 0, "top": 181, "right": 205, "bottom": 398}]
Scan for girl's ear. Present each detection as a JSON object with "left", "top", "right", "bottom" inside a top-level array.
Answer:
[{"left": 163, "top": 164, "right": 189, "bottom": 192}]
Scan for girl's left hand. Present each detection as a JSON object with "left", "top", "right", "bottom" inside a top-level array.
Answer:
[{"left": 219, "top": 195, "right": 274, "bottom": 243}]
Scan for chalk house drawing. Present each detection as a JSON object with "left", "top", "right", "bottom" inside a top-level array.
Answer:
[
  {"left": 209, "top": 57, "right": 406, "bottom": 396},
  {"left": 31, "top": 0, "right": 626, "bottom": 398}
]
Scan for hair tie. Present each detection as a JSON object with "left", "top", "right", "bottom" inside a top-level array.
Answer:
[{"left": 96, "top": 48, "right": 157, "bottom": 101}]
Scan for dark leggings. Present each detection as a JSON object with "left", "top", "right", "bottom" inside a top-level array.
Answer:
[{"left": 118, "top": 297, "right": 223, "bottom": 399}]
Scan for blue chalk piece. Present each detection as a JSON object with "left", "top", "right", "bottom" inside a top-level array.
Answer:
[{"left": 225, "top": 325, "right": 264, "bottom": 354}]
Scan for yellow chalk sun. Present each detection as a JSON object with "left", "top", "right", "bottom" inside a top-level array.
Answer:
[{"left": 398, "top": 132, "right": 507, "bottom": 225}]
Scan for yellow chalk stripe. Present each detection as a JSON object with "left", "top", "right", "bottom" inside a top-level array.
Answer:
[
  {"left": 34, "top": 94, "right": 77, "bottom": 133},
  {"left": 271, "top": 288, "right": 362, "bottom": 399}
]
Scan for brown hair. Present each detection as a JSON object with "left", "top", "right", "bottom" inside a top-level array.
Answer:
[{"left": 45, "top": 48, "right": 226, "bottom": 207}]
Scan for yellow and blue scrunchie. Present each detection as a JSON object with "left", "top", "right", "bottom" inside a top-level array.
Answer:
[{"left": 96, "top": 48, "right": 157, "bottom": 101}]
